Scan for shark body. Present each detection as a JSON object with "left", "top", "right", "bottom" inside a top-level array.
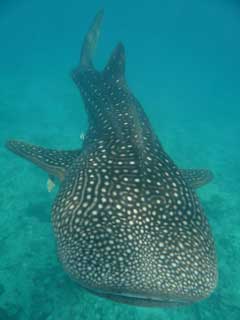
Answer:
[{"left": 6, "top": 11, "right": 217, "bottom": 307}]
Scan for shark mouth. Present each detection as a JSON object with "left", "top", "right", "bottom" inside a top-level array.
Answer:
[{"left": 82, "top": 284, "right": 199, "bottom": 308}]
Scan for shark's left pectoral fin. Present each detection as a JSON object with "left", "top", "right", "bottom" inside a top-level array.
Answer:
[
  {"left": 180, "top": 169, "right": 214, "bottom": 189},
  {"left": 5, "top": 140, "right": 82, "bottom": 181}
]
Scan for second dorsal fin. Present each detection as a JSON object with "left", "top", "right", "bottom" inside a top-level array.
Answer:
[{"left": 103, "top": 43, "right": 126, "bottom": 81}]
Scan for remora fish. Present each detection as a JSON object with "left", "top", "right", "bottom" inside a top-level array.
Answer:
[{"left": 6, "top": 10, "right": 217, "bottom": 307}]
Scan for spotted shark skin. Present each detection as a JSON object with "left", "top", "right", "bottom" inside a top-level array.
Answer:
[{"left": 5, "top": 11, "right": 217, "bottom": 307}]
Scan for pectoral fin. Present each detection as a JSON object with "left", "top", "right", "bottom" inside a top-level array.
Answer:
[
  {"left": 5, "top": 139, "right": 81, "bottom": 181},
  {"left": 180, "top": 169, "right": 214, "bottom": 189}
]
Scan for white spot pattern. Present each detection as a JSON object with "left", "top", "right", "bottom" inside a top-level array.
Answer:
[{"left": 52, "top": 56, "right": 217, "bottom": 305}]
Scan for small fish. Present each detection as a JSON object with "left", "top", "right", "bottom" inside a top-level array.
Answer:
[
  {"left": 47, "top": 176, "right": 56, "bottom": 193},
  {"left": 5, "top": 10, "right": 217, "bottom": 307},
  {"left": 80, "top": 132, "right": 85, "bottom": 141}
]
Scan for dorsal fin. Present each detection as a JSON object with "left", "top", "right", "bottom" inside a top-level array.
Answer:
[{"left": 103, "top": 43, "right": 126, "bottom": 80}]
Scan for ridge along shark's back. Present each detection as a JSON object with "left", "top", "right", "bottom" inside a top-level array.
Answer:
[{"left": 5, "top": 10, "right": 217, "bottom": 307}]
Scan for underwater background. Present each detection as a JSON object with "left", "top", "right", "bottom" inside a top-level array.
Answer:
[{"left": 0, "top": 0, "right": 240, "bottom": 319}]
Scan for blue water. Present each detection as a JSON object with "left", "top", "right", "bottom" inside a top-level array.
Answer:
[{"left": 0, "top": 0, "right": 240, "bottom": 319}]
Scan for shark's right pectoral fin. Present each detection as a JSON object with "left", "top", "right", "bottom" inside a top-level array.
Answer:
[
  {"left": 180, "top": 169, "right": 214, "bottom": 189},
  {"left": 5, "top": 139, "right": 82, "bottom": 181}
]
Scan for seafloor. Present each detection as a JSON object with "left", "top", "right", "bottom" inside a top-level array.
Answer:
[{"left": 1, "top": 1, "right": 240, "bottom": 319}]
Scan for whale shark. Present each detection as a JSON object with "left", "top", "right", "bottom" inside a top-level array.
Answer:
[{"left": 5, "top": 10, "right": 217, "bottom": 307}]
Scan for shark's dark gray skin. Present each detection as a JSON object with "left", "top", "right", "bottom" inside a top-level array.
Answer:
[{"left": 5, "top": 10, "right": 217, "bottom": 307}]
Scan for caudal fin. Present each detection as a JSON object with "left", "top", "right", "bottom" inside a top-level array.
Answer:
[{"left": 79, "top": 9, "right": 104, "bottom": 70}]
